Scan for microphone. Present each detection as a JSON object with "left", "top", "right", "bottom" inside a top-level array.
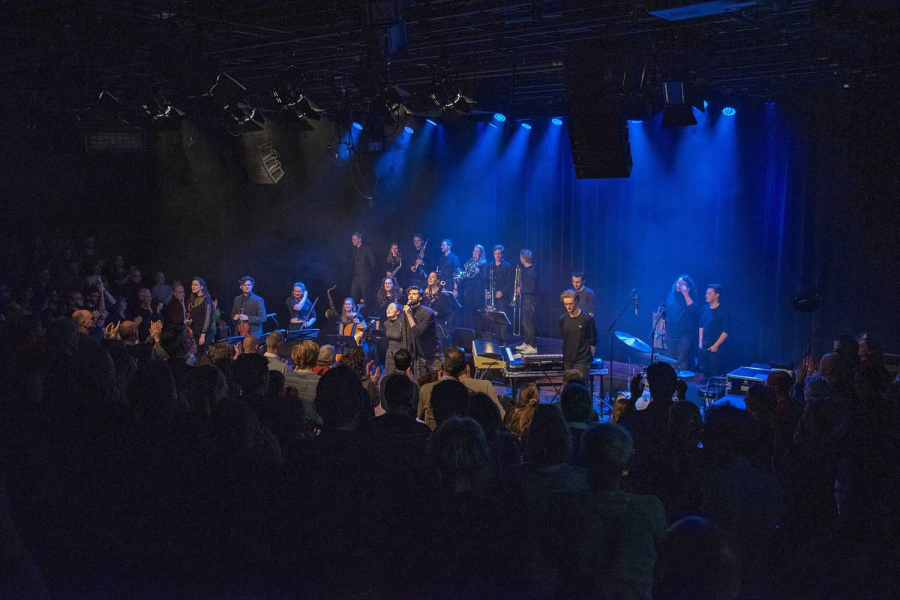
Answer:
[{"left": 633, "top": 289, "right": 639, "bottom": 315}]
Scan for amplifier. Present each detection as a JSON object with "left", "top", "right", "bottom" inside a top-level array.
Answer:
[{"left": 726, "top": 366, "right": 774, "bottom": 396}]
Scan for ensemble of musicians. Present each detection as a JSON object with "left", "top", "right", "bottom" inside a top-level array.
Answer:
[{"left": 220, "top": 232, "right": 731, "bottom": 381}]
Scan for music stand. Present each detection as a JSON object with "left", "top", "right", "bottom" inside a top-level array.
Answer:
[
  {"left": 285, "top": 328, "right": 319, "bottom": 342},
  {"left": 479, "top": 309, "right": 511, "bottom": 346},
  {"left": 326, "top": 334, "right": 359, "bottom": 357}
]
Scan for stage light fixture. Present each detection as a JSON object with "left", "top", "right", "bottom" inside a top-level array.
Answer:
[
  {"left": 426, "top": 119, "right": 438, "bottom": 126},
  {"left": 404, "top": 126, "right": 414, "bottom": 134},
  {"left": 429, "top": 75, "right": 472, "bottom": 114},
  {"left": 521, "top": 123, "right": 532, "bottom": 130},
  {"left": 493, "top": 113, "right": 506, "bottom": 123},
  {"left": 661, "top": 81, "right": 698, "bottom": 128},
  {"left": 722, "top": 106, "right": 736, "bottom": 116},
  {"left": 551, "top": 117, "right": 563, "bottom": 125},
  {"left": 352, "top": 122, "right": 364, "bottom": 130},
  {"left": 703, "top": 100, "right": 709, "bottom": 109}
]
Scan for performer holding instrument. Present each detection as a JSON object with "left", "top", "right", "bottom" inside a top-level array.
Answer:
[
  {"left": 231, "top": 276, "right": 267, "bottom": 338},
  {"left": 407, "top": 233, "right": 430, "bottom": 289},
  {"left": 484, "top": 244, "right": 513, "bottom": 345},
  {"left": 287, "top": 281, "right": 317, "bottom": 330},
  {"left": 424, "top": 271, "right": 461, "bottom": 347},
  {"left": 458, "top": 244, "right": 487, "bottom": 329},
  {"left": 385, "top": 243, "right": 403, "bottom": 279},
  {"left": 338, "top": 297, "right": 367, "bottom": 345},
  {"left": 514, "top": 249, "right": 538, "bottom": 354}
]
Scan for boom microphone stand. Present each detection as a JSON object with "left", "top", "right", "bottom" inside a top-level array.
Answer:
[
  {"left": 603, "top": 292, "right": 637, "bottom": 402},
  {"left": 649, "top": 303, "right": 666, "bottom": 365}
]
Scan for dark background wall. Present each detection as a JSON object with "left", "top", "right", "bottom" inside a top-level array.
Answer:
[{"left": 3, "top": 90, "right": 898, "bottom": 365}]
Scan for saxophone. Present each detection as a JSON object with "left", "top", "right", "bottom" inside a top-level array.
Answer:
[{"left": 324, "top": 285, "right": 338, "bottom": 318}]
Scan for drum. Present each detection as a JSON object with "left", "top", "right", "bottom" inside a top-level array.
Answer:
[{"left": 698, "top": 376, "right": 727, "bottom": 408}]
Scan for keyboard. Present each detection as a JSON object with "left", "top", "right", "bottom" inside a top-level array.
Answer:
[{"left": 505, "top": 349, "right": 603, "bottom": 372}]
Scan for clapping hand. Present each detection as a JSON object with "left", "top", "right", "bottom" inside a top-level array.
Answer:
[
  {"left": 155, "top": 301, "right": 163, "bottom": 313},
  {"left": 103, "top": 322, "right": 119, "bottom": 340},
  {"left": 149, "top": 320, "right": 163, "bottom": 342},
  {"left": 366, "top": 360, "right": 382, "bottom": 387}
]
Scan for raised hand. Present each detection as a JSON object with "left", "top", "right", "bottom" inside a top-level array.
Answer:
[
  {"left": 149, "top": 320, "right": 163, "bottom": 342},
  {"left": 103, "top": 322, "right": 119, "bottom": 340},
  {"left": 629, "top": 373, "right": 645, "bottom": 401}
]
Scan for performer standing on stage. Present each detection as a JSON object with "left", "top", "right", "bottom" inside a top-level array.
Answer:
[
  {"left": 699, "top": 284, "right": 730, "bottom": 376},
  {"left": 403, "top": 285, "right": 442, "bottom": 378},
  {"left": 383, "top": 302, "right": 405, "bottom": 375},
  {"left": 375, "top": 276, "right": 402, "bottom": 323},
  {"left": 424, "top": 271, "right": 461, "bottom": 346},
  {"left": 515, "top": 249, "right": 539, "bottom": 354},
  {"left": 407, "top": 233, "right": 430, "bottom": 289},
  {"left": 559, "top": 289, "right": 598, "bottom": 379},
  {"left": 231, "top": 276, "right": 267, "bottom": 338},
  {"left": 571, "top": 271, "right": 595, "bottom": 318},
  {"left": 385, "top": 243, "right": 403, "bottom": 279},
  {"left": 349, "top": 231, "right": 377, "bottom": 305},
  {"left": 188, "top": 277, "right": 213, "bottom": 355},
  {"left": 437, "top": 239, "right": 461, "bottom": 294},
  {"left": 286, "top": 281, "right": 317, "bottom": 330},
  {"left": 664, "top": 275, "right": 699, "bottom": 370},
  {"left": 460, "top": 244, "right": 487, "bottom": 328},
  {"left": 484, "top": 244, "right": 513, "bottom": 344}
]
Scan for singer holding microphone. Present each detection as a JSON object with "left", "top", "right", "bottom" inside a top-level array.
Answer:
[
  {"left": 231, "top": 276, "right": 268, "bottom": 338},
  {"left": 664, "top": 275, "right": 700, "bottom": 370},
  {"left": 402, "top": 286, "right": 442, "bottom": 379}
]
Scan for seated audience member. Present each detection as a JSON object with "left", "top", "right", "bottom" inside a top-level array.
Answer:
[
  {"left": 391, "top": 347, "right": 413, "bottom": 378},
  {"left": 701, "top": 406, "right": 783, "bottom": 596},
  {"left": 288, "top": 340, "right": 322, "bottom": 425},
  {"left": 545, "top": 423, "right": 667, "bottom": 600},
  {"left": 653, "top": 401, "right": 704, "bottom": 521},
  {"left": 184, "top": 365, "right": 228, "bottom": 421},
  {"left": 466, "top": 392, "right": 520, "bottom": 482},
  {"left": 208, "top": 341, "right": 234, "bottom": 364},
  {"left": 611, "top": 394, "right": 634, "bottom": 423},
  {"left": 233, "top": 353, "right": 270, "bottom": 402},
  {"left": 562, "top": 368, "right": 586, "bottom": 387},
  {"left": 504, "top": 404, "right": 588, "bottom": 523},
  {"left": 312, "top": 344, "right": 335, "bottom": 376},
  {"left": 429, "top": 379, "right": 471, "bottom": 430},
  {"left": 241, "top": 335, "right": 260, "bottom": 355},
  {"left": 262, "top": 331, "right": 290, "bottom": 377},
  {"left": 744, "top": 385, "right": 780, "bottom": 471},
  {"left": 559, "top": 382, "right": 593, "bottom": 465},
  {"left": 151, "top": 271, "right": 173, "bottom": 306},
  {"left": 134, "top": 288, "right": 162, "bottom": 342},
  {"left": 767, "top": 370, "right": 803, "bottom": 451},
  {"left": 374, "top": 373, "right": 431, "bottom": 437},
  {"left": 653, "top": 516, "right": 742, "bottom": 600},
  {"left": 618, "top": 362, "right": 678, "bottom": 494},
  {"left": 419, "top": 348, "right": 503, "bottom": 429},
  {"left": 856, "top": 337, "right": 892, "bottom": 398},
  {"left": 339, "top": 346, "right": 379, "bottom": 410},
  {"left": 505, "top": 383, "right": 540, "bottom": 444}
]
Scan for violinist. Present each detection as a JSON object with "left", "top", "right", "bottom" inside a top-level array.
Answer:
[{"left": 286, "top": 281, "right": 317, "bottom": 330}]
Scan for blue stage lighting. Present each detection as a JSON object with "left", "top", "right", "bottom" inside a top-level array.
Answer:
[
  {"left": 493, "top": 113, "right": 507, "bottom": 123},
  {"left": 628, "top": 120, "right": 642, "bottom": 124},
  {"left": 352, "top": 122, "right": 364, "bottom": 130},
  {"left": 426, "top": 119, "right": 438, "bottom": 126},
  {"left": 703, "top": 100, "right": 709, "bottom": 109},
  {"left": 722, "top": 106, "right": 736, "bottom": 117},
  {"left": 404, "top": 126, "right": 414, "bottom": 134},
  {"left": 521, "top": 123, "right": 532, "bottom": 130},
  {"left": 551, "top": 117, "right": 563, "bottom": 126}
]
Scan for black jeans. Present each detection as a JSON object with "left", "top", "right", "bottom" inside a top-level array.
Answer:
[
  {"left": 522, "top": 295, "right": 537, "bottom": 347},
  {"left": 668, "top": 336, "right": 692, "bottom": 371},
  {"left": 351, "top": 277, "right": 370, "bottom": 305},
  {"left": 699, "top": 347, "right": 725, "bottom": 376}
]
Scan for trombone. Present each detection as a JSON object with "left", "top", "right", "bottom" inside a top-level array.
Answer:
[{"left": 511, "top": 265, "right": 522, "bottom": 336}]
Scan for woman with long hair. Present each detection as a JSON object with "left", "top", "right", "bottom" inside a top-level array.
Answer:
[
  {"left": 664, "top": 274, "right": 700, "bottom": 371},
  {"left": 385, "top": 242, "right": 403, "bottom": 278},
  {"left": 188, "top": 277, "right": 213, "bottom": 355},
  {"left": 505, "top": 383, "right": 541, "bottom": 444},
  {"left": 376, "top": 276, "right": 402, "bottom": 322}
]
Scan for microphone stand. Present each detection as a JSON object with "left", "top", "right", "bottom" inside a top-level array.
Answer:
[
  {"left": 649, "top": 303, "right": 666, "bottom": 366},
  {"left": 603, "top": 293, "right": 637, "bottom": 401}
]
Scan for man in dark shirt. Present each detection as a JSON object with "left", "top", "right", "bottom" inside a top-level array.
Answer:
[
  {"left": 349, "top": 231, "right": 377, "bottom": 305},
  {"left": 559, "top": 288, "right": 598, "bottom": 378},
  {"left": 664, "top": 275, "right": 700, "bottom": 371},
  {"left": 406, "top": 233, "right": 430, "bottom": 290},
  {"left": 698, "top": 284, "right": 730, "bottom": 376},
  {"left": 402, "top": 286, "right": 442, "bottom": 379},
  {"left": 514, "top": 249, "right": 539, "bottom": 354},
  {"left": 231, "top": 276, "right": 267, "bottom": 338},
  {"left": 484, "top": 244, "right": 514, "bottom": 344},
  {"left": 436, "top": 239, "right": 461, "bottom": 289},
  {"left": 571, "top": 271, "right": 596, "bottom": 318}
]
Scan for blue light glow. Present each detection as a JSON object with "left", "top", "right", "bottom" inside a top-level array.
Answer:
[
  {"left": 352, "top": 122, "right": 364, "bottom": 130},
  {"left": 722, "top": 107, "right": 736, "bottom": 117},
  {"left": 703, "top": 100, "right": 709, "bottom": 109},
  {"left": 426, "top": 119, "right": 438, "bottom": 126},
  {"left": 628, "top": 120, "right": 643, "bottom": 124},
  {"left": 493, "top": 113, "right": 507, "bottom": 123},
  {"left": 521, "top": 123, "right": 532, "bottom": 130},
  {"left": 404, "top": 126, "right": 414, "bottom": 134},
  {"left": 551, "top": 117, "right": 563, "bottom": 126}
]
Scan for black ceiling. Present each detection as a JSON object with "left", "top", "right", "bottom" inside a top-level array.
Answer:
[{"left": 3, "top": 0, "right": 898, "bottom": 123}]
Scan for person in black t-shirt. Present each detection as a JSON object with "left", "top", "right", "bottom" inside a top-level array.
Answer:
[
  {"left": 436, "top": 239, "right": 461, "bottom": 292},
  {"left": 559, "top": 289, "right": 599, "bottom": 378},
  {"left": 698, "top": 284, "right": 730, "bottom": 376},
  {"left": 664, "top": 274, "right": 700, "bottom": 370},
  {"left": 484, "top": 244, "right": 513, "bottom": 344}
]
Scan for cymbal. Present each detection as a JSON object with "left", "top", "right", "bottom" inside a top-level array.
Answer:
[
  {"left": 676, "top": 370, "right": 695, "bottom": 379},
  {"left": 635, "top": 351, "right": 678, "bottom": 365},
  {"left": 614, "top": 331, "right": 652, "bottom": 354}
]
